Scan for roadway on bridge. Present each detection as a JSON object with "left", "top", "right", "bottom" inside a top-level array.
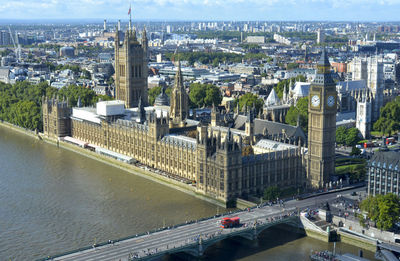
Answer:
[{"left": 51, "top": 187, "right": 364, "bottom": 261}]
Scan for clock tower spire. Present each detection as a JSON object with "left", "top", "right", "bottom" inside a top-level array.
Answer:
[{"left": 307, "top": 49, "right": 337, "bottom": 189}]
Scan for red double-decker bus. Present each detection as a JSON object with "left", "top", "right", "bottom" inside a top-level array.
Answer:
[{"left": 221, "top": 217, "right": 240, "bottom": 228}]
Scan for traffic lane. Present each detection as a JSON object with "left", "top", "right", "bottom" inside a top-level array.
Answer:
[{"left": 57, "top": 210, "right": 288, "bottom": 261}]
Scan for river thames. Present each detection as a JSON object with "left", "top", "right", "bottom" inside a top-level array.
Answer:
[{"left": 0, "top": 125, "right": 376, "bottom": 260}]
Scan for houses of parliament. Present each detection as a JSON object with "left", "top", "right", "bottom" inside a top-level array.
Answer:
[{"left": 42, "top": 25, "right": 337, "bottom": 206}]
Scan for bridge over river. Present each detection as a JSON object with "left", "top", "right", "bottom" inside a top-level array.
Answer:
[
  {"left": 39, "top": 187, "right": 366, "bottom": 261},
  {"left": 43, "top": 204, "right": 300, "bottom": 261}
]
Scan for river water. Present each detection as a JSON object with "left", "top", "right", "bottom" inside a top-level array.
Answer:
[{"left": 0, "top": 126, "right": 376, "bottom": 260}]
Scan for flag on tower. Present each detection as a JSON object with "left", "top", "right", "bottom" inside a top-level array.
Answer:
[{"left": 128, "top": 6, "right": 131, "bottom": 15}]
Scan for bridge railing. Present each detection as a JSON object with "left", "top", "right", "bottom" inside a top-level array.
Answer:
[
  {"left": 130, "top": 215, "right": 300, "bottom": 260},
  {"left": 37, "top": 207, "right": 298, "bottom": 261}
]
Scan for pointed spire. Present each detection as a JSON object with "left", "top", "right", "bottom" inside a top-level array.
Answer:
[
  {"left": 318, "top": 48, "right": 330, "bottom": 66},
  {"left": 174, "top": 57, "right": 184, "bottom": 91},
  {"left": 283, "top": 83, "right": 287, "bottom": 103},
  {"left": 128, "top": 3, "right": 132, "bottom": 31},
  {"left": 138, "top": 96, "right": 146, "bottom": 123}
]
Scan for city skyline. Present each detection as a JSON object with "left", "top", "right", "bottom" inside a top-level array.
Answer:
[{"left": 1, "top": 0, "right": 400, "bottom": 22}]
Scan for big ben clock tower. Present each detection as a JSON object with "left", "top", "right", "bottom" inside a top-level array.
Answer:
[{"left": 307, "top": 49, "right": 337, "bottom": 189}]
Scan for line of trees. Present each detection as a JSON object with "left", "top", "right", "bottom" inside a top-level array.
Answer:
[
  {"left": 165, "top": 52, "right": 270, "bottom": 67},
  {"left": 0, "top": 81, "right": 111, "bottom": 132},
  {"left": 285, "top": 97, "right": 308, "bottom": 132},
  {"left": 359, "top": 194, "right": 400, "bottom": 231},
  {"left": 336, "top": 126, "right": 361, "bottom": 146},
  {"left": 373, "top": 97, "right": 400, "bottom": 136}
]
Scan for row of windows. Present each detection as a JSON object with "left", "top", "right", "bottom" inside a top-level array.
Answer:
[{"left": 118, "top": 64, "right": 143, "bottom": 78}]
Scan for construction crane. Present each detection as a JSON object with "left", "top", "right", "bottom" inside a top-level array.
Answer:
[{"left": 8, "top": 26, "right": 21, "bottom": 62}]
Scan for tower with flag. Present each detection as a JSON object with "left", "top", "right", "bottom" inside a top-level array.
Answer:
[{"left": 114, "top": 3, "right": 149, "bottom": 108}]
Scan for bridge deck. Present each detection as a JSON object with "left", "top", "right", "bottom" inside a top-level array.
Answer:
[{"left": 49, "top": 205, "right": 298, "bottom": 261}]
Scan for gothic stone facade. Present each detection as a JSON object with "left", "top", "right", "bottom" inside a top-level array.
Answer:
[
  {"left": 42, "top": 96, "right": 71, "bottom": 138},
  {"left": 65, "top": 108, "right": 305, "bottom": 205},
  {"left": 114, "top": 28, "right": 148, "bottom": 108}
]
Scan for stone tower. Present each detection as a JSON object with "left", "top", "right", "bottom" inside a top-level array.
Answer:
[
  {"left": 307, "top": 49, "right": 337, "bottom": 189},
  {"left": 114, "top": 26, "right": 148, "bottom": 108},
  {"left": 170, "top": 60, "right": 189, "bottom": 127},
  {"left": 356, "top": 89, "right": 372, "bottom": 139},
  {"left": 42, "top": 96, "right": 71, "bottom": 138}
]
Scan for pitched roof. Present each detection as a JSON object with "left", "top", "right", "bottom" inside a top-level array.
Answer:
[
  {"left": 265, "top": 88, "right": 281, "bottom": 106},
  {"left": 370, "top": 151, "right": 400, "bottom": 169}
]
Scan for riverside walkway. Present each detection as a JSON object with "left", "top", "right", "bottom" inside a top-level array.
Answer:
[{"left": 45, "top": 205, "right": 300, "bottom": 261}]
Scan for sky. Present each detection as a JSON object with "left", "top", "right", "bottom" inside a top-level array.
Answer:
[{"left": 0, "top": 0, "right": 400, "bottom": 21}]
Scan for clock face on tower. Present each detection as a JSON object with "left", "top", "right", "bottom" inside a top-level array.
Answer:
[
  {"left": 327, "top": 95, "right": 335, "bottom": 107},
  {"left": 311, "top": 95, "right": 320, "bottom": 107}
]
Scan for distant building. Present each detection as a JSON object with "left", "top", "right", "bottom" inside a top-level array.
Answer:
[
  {"left": 348, "top": 56, "right": 384, "bottom": 121},
  {"left": 273, "top": 34, "right": 291, "bottom": 45},
  {"left": 317, "top": 29, "right": 325, "bottom": 44},
  {"left": 0, "top": 67, "right": 10, "bottom": 83},
  {"left": 367, "top": 151, "right": 400, "bottom": 197},
  {"left": 246, "top": 36, "right": 265, "bottom": 44},
  {"left": 59, "top": 46, "right": 75, "bottom": 57}
]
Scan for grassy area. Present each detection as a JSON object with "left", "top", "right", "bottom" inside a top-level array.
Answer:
[
  {"left": 370, "top": 131, "right": 389, "bottom": 137},
  {"left": 336, "top": 158, "right": 366, "bottom": 167}
]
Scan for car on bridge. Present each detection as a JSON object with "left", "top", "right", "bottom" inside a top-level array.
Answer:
[{"left": 220, "top": 217, "right": 240, "bottom": 228}]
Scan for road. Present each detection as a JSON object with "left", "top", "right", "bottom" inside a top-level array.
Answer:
[{"left": 48, "top": 186, "right": 365, "bottom": 261}]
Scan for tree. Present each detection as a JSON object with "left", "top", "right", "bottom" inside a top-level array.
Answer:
[
  {"left": 237, "top": 93, "right": 264, "bottom": 115},
  {"left": 8, "top": 100, "right": 41, "bottom": 130},
  {"left": 360, "top": 194, "right": 400, "bottom": 231},
  {"left": 274, "top": 75, "right": 306, "bottom": 99},
  {"left": 345, "top": 128, "right": 361, "bottom": 146},
  {"left": 336, "top": 127, "right": 360, "bottom": 146},
  {"left": 350, "top": 146, "right": 361, "bottom": 156},
  {"left": 81, "top": 69, "right": 91, "bottom": 80},
  {"left": 204, "top": 84, "right": 222, "bottom": 107},
  {"left": 374, "top": 97, "right": 400, "bottom": 135},
  {"left": 189, "top": 83, "right": 222, "bottom": 108},
  {"left": 263, "top": 186, "right": 281, "bottom": 201},
  {"left": 285, "top": 97, "right": 308, "bottom": 132},
  {"left": 336, "top": 126, "right": 347, "bottom": 145}
]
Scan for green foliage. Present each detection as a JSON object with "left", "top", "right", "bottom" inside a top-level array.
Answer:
[
  {"left": 45, "top": 62, "right": 56, "bottom": 72},
  {"left": 81, "top": 69, "right": 91, "bottom": 80},
  {"left": 237, "top": 93, "right": 264, "bottom": 115},
  {"left": 0, "top": 49, "right": 13, "bottom": 57},
  {"left": 373, "top": 97, "right": 400, "bottom": 136},
  {"left": 148, "top": 86, "right": 172, "bottom": 105},
  {"left": 263, "top": 186, "right": 281, "bottom": 201},
  {"left": 239, "top": 43, "right": 260, "bottom": 50},
  {"left": 335, "top": 158, "right": 366, "bottom": 166},
  {"left": 285, "top": 97, "right": 308, "bottom": 132},
  {"left": 336, "top": 127, "right": 361, "bottom": 146},
  {"left": 336, "top": 126, "right": 347, "bottom": 145},
  {"left": 189, "top": 83, "right": 222, "bottom": 108},
  {"left": 56, "top": 64, "right": 81, "bottom": 74},
  {"left": 346, "top": 128, "right": 361, "bottom": 146},
  {"left": 335, "top": 163, "right": 366, "bottom": 182},
  {"left": 350, "top": 146, "right": 361, "bottom": 156},
  {"left": 0, "top": 81, "right": 111, "bottom": 132},
  {"left": 360, "top": 194, "right": 400, "bottom": 231},
  {"left": 275, "top": 75, "right": 306, "bottom": 99},
  {"left": 287, "top": 63, "right": 300, "bottom": 70},
  {"left": 166, "top": 51, "right": 269, "bottom": 66}
]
